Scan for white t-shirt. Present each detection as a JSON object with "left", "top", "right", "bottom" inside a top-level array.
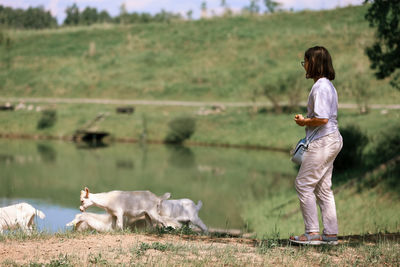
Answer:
[{"left": 306, "top": 77, "right": 339, "bottom": 140}]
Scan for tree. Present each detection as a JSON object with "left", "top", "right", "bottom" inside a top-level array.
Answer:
[
  {"left": 23, "top": 6, "right": 56, "bottom": 29},
  {"left": 80, "top": 7, "right": 98, "bottom": 25},
  {"left": 119, "top": 3, "right": 129, "bottom": 24},
  {"left": 243, "top": 0, "right": 260, "bottom": 15},
  {"left": 220, "top": 0, "right": 232, "bottom": 16},
  {"left": 264, "top": 0, "right": 281, "bottom": 13},
  {"left": 0, "top": 5, "right": 56, "bottom": 29},
  {"left": 201, "top": 1, "right": 207, "bottom": 18},
  {"left": 98, "top": 10, "right": 112, "bottom": 23},
  {"left": 364, "top": 0, "right": 400, "bottom": 90},
  {"left": 186, "top": 10, "right": 193, "bottom": 20},
  {"left": 64, "top": 4, "right": 80, "bottom": 25}
]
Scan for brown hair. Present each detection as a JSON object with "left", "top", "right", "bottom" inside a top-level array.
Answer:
[{"left": 304, "top": 46, "right": 335, "bottom": 80}]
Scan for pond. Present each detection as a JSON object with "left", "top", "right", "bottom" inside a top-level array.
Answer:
[{"left": 0, "top": 139, "right": 297, "bottom": 234}]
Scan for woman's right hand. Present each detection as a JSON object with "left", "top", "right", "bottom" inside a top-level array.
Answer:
[
  {"left": 294, "top": 114, "right": 306, "bottom": 126},
  {"left": 295, "top": 114, "right": 304, "bottom": 120}
]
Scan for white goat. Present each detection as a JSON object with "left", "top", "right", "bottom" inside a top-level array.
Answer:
[
  {"left": 66, "top": 212, "right": 151, "bottom": 232},
  {"left": 79, "top": 187, "right": 171, "bottom": 229},
  {"left": 66, "top": 212, "right": 115, "bottom": 232},
  {"left": 0, "top": 202, "right": 45, "bottom": 234},
  {"left": 160, "top": 199, "right": 208, "bottom": 232}
]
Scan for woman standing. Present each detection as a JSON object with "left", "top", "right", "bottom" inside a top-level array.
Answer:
[{"left": 290, "top": 46, "right": 343, "bottom": 245}]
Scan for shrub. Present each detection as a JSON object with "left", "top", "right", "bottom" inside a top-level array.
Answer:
[
  {"left": 164, "top": 116, "right": 196, "bottom": 144},
  {"left": 334, "top": 125, "right": 368, "bottom": 172},
  {"left": 37, "top": 109, "right": 57, "bottom": 129},
  {"left": 261, "top": 72, "right": 303, "bottom": 114}
]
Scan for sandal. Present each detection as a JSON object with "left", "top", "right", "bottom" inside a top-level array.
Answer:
[
  {"left": 289, "top": 233, "right": 322, "bottom": 245},
  {"left": 321, "top": 234, "right": 338, "bottom": 245}
]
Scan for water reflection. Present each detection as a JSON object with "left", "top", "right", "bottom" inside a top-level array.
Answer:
[
  {"left": 116, "top": 160, "right": 134, "bottom": 170},
  {"left": 0, "top": 154, "right": 14, "bottom": 164},
  {"left": 75, "top": 141, "right": 109, "bottom": 149},
  {"left": 0, "top": 139, "right": 295, "bottom": 233},
  {"left": 37, "top": 143, "right": 57, "bottom": 163},
  {"left": 197, "top": 164, "right": 225, "bottom": 176},
  {"left": 166, "top": 145, "right": 196, "bottom": 169},
  {"left": 0, "top": 139, "right": 398, "bottom": 236}
]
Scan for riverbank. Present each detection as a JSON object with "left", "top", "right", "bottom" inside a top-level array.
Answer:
[
  {"left": 1, "top": 231, "right": 399, "bottom": 266},
  {"left": 0, "top": 102, "right": 399, "bottom": 151}
]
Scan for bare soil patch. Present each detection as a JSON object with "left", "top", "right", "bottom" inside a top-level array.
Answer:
[
  {"left": 0, "top": 233, "right": 262, "bottom": 266},
  {"left": 1, "top": 233, "right": 399, "bottom": 266}
]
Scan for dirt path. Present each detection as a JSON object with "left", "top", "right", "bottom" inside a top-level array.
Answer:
[
  {"left": 0, "top": 232, "right": 399, "bottom": 266},
  {"left": 0, "top": 233, "right": 261, "bottom": 266},
  {"left": 1, "top": 97, "right": 400, "bottom": 109}
]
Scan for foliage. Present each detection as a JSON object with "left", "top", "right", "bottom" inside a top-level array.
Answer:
[
  {"left": 364, "top": 0, "right": 400, "bottom": 89},
  {"left": 0, "top": 5, "right": 57, "bottom": 29},
  {"left": 114, "top": 10, "right": 181, "bottom": 24},
  {"left": 64, "top": 4, "right": 112, "bottom": 26},
  {"left": 164, "top": 116, "right": 196, "bottom": 144},
  {"left": 63, "top": 3, "right": 182, "bottom": 26},
  {"left": 334, "top": 125, "right": 368, "bottom": 172},
  {"left": 37, "top": 109, "right": 57, "bottom": 130},
  {"left": 243, "top": 0, "right": 261, "bottom": 15},
  {"left": 264, "top": 0, "right": 281, "bottom": 13},
  {"left": 261, "top": 72, "right": 302, "bottom": 113},
  {"left": 64, "top": 4, "right": 80, "bottom": 25}
]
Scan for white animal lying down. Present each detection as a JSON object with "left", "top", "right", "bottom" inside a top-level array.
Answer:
[
  {"left": 66, "top": 212, "right": 115, "bottom": 232},
  {"left": 0, "top": 202, "right": 45, "bottom": 234},
  {"left": 69, "top": 198, "right": 208, "bottom": 233},
  {"left": 66, "top": 212, "right": 151, "bottom": 232},
  {"left": 160, "top": 199, "right": 208, "bottom": 232},
  {"left": 79, "top": 187, "right": 171, "bottom": 229}
]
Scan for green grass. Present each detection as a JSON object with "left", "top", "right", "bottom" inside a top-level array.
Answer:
[
  {"left": 0, "top": 5, "right": 399, "bottom": 104},
  {"left": 243, "top": 181, "right": 400, "bottom": 238},
  {"left": 0, "top": 4, "right": 399, "bottom": 256},
  {"left": 0, "top": 103, "right": 399, "bottom": 150}
]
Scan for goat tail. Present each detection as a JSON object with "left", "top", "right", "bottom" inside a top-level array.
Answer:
[
  {"left": 66, "top": 218, "right": 79, "bottom": 227},
  {"left": 196, "top": 200, "right": 203, "bottom": 211},
  {"left": 36, "top": 209, "right": 46, "bottom": 219}
]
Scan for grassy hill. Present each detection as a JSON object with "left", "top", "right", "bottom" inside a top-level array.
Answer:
[{"left": 0, "top": 5, "right": 399, "bottom": 104}]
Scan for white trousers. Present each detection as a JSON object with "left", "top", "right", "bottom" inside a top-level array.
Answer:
[{"left": 295, "top": 131, "right": 343, "bottom": 235}]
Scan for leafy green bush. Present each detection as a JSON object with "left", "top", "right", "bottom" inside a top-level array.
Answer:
[
  {"left": 37, "top": 109, "right": 57, "bottom": 129},
  {"left": 164, "top": 116, "right": 196, "bottom": 144},
  {"left": 334, "top": 125, "right": 368, "bottom": 172},
  {"left": 261, "top": 72, "right": 303, "bottom": 114}
]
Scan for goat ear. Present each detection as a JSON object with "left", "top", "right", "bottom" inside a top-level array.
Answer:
[{"left": 85, "top": 187, "right": 89, "bottom": 198}]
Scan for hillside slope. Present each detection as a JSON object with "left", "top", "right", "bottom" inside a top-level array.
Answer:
[{"left": 0, "top": 5, "right": 398, "bottom": 104}]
